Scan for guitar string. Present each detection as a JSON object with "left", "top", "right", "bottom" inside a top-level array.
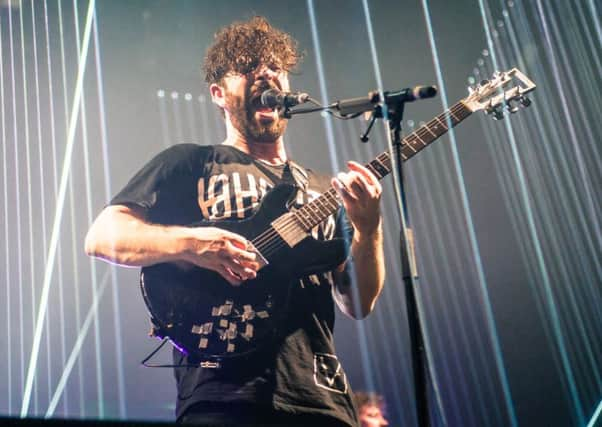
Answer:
[
  {"left": 249, "top": 102, "right": 469, "bottom": 258},
  {"left": 250, "top": 104, "right": 469, "bottom": 259}
]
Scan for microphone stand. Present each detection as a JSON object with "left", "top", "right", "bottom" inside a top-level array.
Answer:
[
  {"left": 382, "top": 99, "right": 432, "bottom": 427},
  {"left": 288, "top": 94, "right": 436, "bottom": 427}
]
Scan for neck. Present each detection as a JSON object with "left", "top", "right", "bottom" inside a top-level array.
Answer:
[{"left": 222, "top": 121, "right": 288, "bottom": 166}]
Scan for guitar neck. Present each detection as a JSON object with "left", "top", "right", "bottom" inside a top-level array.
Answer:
[{"left": 293, "top": 100, "right": 473, "bottom": 229}]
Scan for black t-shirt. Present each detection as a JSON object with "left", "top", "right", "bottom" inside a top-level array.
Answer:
[{"left": 110, "top": 144, "right": 359, "bottom": 426}]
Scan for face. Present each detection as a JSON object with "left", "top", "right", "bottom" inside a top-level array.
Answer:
[
  {"left": 213, "top": 64, "right": 291, "bottom": 143},
  {"left": 359, "top": 404, "right": 389, "bottom": 427}
]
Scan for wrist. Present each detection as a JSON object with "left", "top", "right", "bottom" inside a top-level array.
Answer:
[
  {"left": 353, "top": 218, "right": 383, "bottom": 242},
  {"left": 168, "top": 226, "right": 197, "bottom": 263}
]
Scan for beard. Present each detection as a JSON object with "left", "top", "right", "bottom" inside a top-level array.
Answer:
[{"left": 224, "top": 87, "right": 287, "bottom": 143}]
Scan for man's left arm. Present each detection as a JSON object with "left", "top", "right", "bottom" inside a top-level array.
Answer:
[{"left": 331, "top": 161, "right": 385, "bottom": 319}]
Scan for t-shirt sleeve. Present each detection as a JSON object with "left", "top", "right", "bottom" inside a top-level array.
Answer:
[
  {"left": 334, "top": 206, "right": 354, "bottom": 246},
  {"left": 109, "top": 143, "right": 211, "bottom": 212}
]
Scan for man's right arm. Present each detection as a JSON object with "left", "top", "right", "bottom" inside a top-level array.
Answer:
[{"left": 84, "top": 204, "right": 258, "bottom": 285}]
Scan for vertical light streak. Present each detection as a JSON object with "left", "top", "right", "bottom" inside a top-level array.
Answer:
[
  {"left": 171, "top": 91, "right": 184, "bottom": 143},
  {"left": 46, "top": 269, "right": 111, "bottom": 417},
  {"left": 359, "top": 0, "right": 448, "bottom": 424},
  {"left": 421, "top": 1, "right": 518, "bottom": 425},
  {"left": 420, "top": 155, "right": 504, "bottom": 426},
  {"left": 57, "top": 0, "right": 85, "bottom": 415},
  {"left": 19, "top": 1, "right": 40, "bottom": 414},
  {"left": 30, "top": 0, "right": 54, "bottom": 407},
  {"left": 20, "top": 0, "right": 96, "bottom": 416},
  {"left": 501, "top": 5, "right": 600, "bottom": 286},
  {"left": 92, "top": 7, "right": 127, "bottom": 417},
  {"left": 491, "top": 9, "right": 602, "bottom": 394},
  {"left": 411, "top": 163, "right": 479, "bottom": 426},
  {"left": 43, "top": 0, "right": 69, "bottom": 414},
  {"left": 566, "top": 2, "right": 602, "bottom": 121},
  {"left": 157, "top": 90, "right": 170, "bottom": 147},
  {"left": 533, "top": 0, "right": 601, "bottom": 248},
  {"left": 0, "top": 9, "right": 12, "bottom": 416},
  {"left": 184, "top": 93, "right": 198, "bottom": 143},
  {"left": 198, "top": 95, "right": 211, "bottom": 145},
  {"left": 8, "top": 0, "right": 26, "bottom": 409},
  {"left": 586, "top": 0, "right": 602, "bottom": 48},
  {"left": 71, "top": 0, "right": 104, "bottom": 416},
  {"left": 504, "top": 3, "right": 602, "bottom": 307},
  {"left": 477, "top": 0, "right": 584, "bottom": 424},
  {"left": 305, "top": 0, "right": 341, "bottom": 173},
  {"left": 306, "top": 0, "right": 380, "bottom": 396},
  {"left": 586, "top": 399, "right": 602, "bottom": 427}
]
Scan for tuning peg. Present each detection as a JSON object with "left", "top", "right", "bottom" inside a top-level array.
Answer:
[
  {"left": 480, "top": 79, "right": 490, "bottom": 86},
  {"left": 519, "top": 96, "right": 532, "bottom": 107},
  {"left": 505, "top": 99, "right": 519, "bottom": 114},
  {"left": 486, "top": 104, "right": 505, "bottom": 120}
]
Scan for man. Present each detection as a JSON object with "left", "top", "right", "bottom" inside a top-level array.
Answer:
[
  {"left": 85, "top": 16, "right": 385, "bottom": 426},
  {"left": 354, "top": 392, "right": 390, "bottom": 427}
]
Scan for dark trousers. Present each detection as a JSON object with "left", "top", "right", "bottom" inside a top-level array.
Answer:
[{"left": 178, "top": 402, "right": 351, "bottom": 426}]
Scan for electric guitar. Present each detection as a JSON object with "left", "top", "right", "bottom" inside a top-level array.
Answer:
[{"left": 140, "top": 68, "right": 536, "bottom": 367}]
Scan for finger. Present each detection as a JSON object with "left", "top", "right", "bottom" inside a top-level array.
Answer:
[
  {"left": 221, "top": 230, "right": 250, "bottom": 250},
  {"left": 224, "top": 241, "right": 257, "bottom": 263},
  {"left": 222, "top": 258, "right": 257, "bottom": 280},
  {"left": 332, "top": 177, "right": 358, "bottom": 202},
  {"left": 347, "top": 161, "right": 379, "bottom": 186},
  {"left": 218, "top": 265, "right": 243, "bottom": 286},
  {"left": 345, "top": 171, "right": 371, "bottom": 195},
  {"left": 347, "top": 162, "right": 382, "bottom": 197},
  {"left": 337, "top": 172, "right": 363, "bottom": 198}
]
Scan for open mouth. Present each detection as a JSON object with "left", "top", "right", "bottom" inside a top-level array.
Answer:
[{"left": 250, "top": 92, "right": 276, "bottom": 116}]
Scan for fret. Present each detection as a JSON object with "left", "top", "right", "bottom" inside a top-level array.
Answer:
[
  {"left": 407, "top": 134, "right": 425, "bottom": 147},
  {"left": 449, "top": 109, "right": 459, "bottom": 122},
  {"left": 324, "top": 193, "right": 340, "bottom": 210},
  {"left": 414, "top": 133, "right": 427, "bottom": 145},
  {"left": 293, "top": 210, "right": 311, "bottom": 229},
  {"left": 435, "top": 116, "right": 449, "bottom": 131},
  {"left": 423, "top": 124, "right": 438, "bottom": 138},
  {"left": 369, "top": 158, "right": 390, "bottom": 179}
]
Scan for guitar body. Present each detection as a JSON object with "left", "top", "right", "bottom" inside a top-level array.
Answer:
[{"left": 140, "top": 184, "right": 348, "bottom": 364}]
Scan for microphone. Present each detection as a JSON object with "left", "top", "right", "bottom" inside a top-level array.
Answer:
[
  {"left": 335, "top": 85, "right": 438, "bottom": 116},
  {"left": 260, "top": 89, "right": 310, "bottom": 109}
]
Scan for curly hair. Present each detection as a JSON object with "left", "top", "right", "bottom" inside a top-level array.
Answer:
[
  {"left": 203, "top": 16, "right": 302, "bottom": 85},
  {"left": 354, "top": 391, "right": 386, "bottom": 410}
]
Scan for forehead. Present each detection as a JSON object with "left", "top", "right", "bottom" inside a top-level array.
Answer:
[{"left": 221, "top": 66, "right": 290, "bottom": 88}]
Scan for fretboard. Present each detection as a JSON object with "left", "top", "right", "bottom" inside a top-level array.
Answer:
[{"left": 292, "top": 100, "right": 472, "bottom": 230}]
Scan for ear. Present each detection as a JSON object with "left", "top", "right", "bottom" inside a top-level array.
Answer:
[{"left": 209, "top": 83, "right": 226, "bottom": 109}]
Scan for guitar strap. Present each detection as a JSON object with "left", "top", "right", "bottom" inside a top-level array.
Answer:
[
  {"left": 285, "top": 160, "right": 309, "bottom": 194},
  {"left": 253, "top": 158, "right": 309, "bottom": 194}
]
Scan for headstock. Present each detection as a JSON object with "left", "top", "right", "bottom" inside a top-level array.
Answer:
[{"left": 463, "top": 68, "right": 536, "bottom": 120}]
